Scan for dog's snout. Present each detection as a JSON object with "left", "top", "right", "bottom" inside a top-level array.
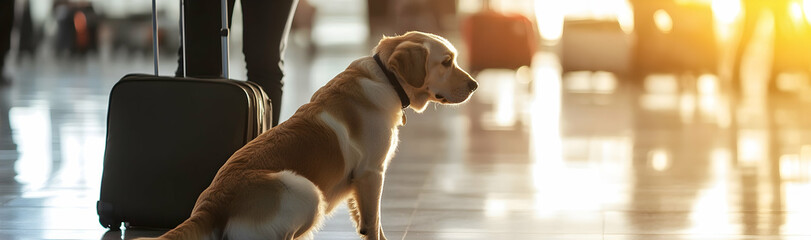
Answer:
[{"left": 467, "top": 80, "right": 479, "bottom": 92}]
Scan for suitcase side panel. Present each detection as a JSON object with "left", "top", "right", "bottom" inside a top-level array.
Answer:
[{"left": 243, "top": 80, "right": 271, "bottom": 134}]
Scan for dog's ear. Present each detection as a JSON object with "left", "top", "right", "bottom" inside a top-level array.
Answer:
[{"left": 388, "top": 41, "right": 428, "bottom": 88}]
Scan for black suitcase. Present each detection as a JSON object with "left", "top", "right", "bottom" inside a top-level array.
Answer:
[{"left": 97, "top": 0, "right": 271, "bottom": 229}]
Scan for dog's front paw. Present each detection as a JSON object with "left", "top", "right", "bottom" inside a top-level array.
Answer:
[{"left": 359, "top": 228, "right": 387, "bottom": 240}]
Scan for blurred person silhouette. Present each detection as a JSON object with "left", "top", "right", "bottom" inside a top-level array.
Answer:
[
  {"left": 16, "top": 0, "right": 36, "bottom": 59},
  {"left": 732, "top": 0, "right": 791, "bottom": 94},
  {"left": 179, "top": 0, "right": 297, "bottom": 127},
  {"left": 1, "top": 0, "right": 14, "bottom": 85}
]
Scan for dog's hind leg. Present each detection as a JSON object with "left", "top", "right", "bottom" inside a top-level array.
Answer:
[{"left": 224, "top": 170, "right": 324, "bottom": 239}]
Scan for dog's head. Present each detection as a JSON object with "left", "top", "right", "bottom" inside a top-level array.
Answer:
[{"left": 374, "top": 31, "right": 478, "bottom": 112}]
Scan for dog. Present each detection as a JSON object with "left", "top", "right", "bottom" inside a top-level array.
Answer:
[{"left": 138, "top": 31, "right": 477, "bottom": 240}]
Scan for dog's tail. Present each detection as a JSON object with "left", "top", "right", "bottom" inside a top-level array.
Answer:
[{"left": 134, "top": 204, "right": 219, "bottom": 240}]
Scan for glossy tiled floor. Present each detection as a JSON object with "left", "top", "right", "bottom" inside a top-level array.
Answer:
[{"left": 4, "top": 5, "right": 811, "bottom": 240}]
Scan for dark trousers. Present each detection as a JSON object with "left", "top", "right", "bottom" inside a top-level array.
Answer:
[
  {"left": 178, "top": 0, "right": 297, "bottom": 127},
  {"left": 1, "top": 0, "right": 14, "bottom": 73}
]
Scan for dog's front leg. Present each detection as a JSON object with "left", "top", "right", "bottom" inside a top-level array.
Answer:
[{"left": 353, "top": 171, "right": 387, "bottom": 240}]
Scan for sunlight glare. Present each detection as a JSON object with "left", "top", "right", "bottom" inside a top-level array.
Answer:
[
  {"left": 689, "top": 145, "right": 732, "bottom": 233},
  {"left": 535, "top": 0, "right": 565, "bottom": 43},
  {"left": 530, "top": 52, "right": 563, "bottom": 165},
  {"left": 689, "top": 181, "right": 733, "bottom": 234},
  {"left": 618, "top": 0, "right": 635, "bottom": 34},
  {"left": 697, "top": 74, "right": 719, "bottom": 95},
  {"left": 592, "top": 72, "right": 618, "bottom": 93},
  {"left": 784, "top": 182, "right": 811, "bottom": 233},
  {"left": 679, "top": 94, "right": 696, "bottom": 124},
  {"left": 738, "top": 131, "right": 767, "bottom": 166},
  {"left": 475, "top": 69, "right": 525, "bottom": 130},
  {"left": 484, "top": 197, "right": 508, "bottom": 217},
  {"left": 653, "top": 9, "right": 673, "bottom": 33},
  {"left": 10, "top": 106, "right": 53, "bottom": 190},
  {"left": 780, "top": 154, "right": 802, "bottom": 180},
  {"left": 801, "top": 145, "right": 811, "bottom": 177},
  {"left": 805, "top": 0, "right": 811, "bottom": 24},
  {"left": 645, "top": 74, "right": 679, "bottom": 93},
  {"left": 711, "top": 148, "right": 731, "bottom": 175},
  {"left": 699, "top": 95, "right": 718, "bottom": 114},
  {"left": 712, "top": 0, "right": 741, "bottom": 24},
  {"left": 650, "top": 149, "right": 670, "bottom": 171},
  {"left": 494, "top": 73, "right": 517, "bottom": 127},
  {"left": 790, "top": 1, "right": 805, "bottom": 23}
]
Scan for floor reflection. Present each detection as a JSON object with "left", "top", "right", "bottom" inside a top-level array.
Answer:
[{"left": 460, "top": 43, "right": 811, "bottom": 237}]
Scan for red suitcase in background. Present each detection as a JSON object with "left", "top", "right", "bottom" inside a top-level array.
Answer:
[{"left": 462, "top": 10, "right": 538, "bottom": 73}]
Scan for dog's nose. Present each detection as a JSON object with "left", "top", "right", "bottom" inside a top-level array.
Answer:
[{"left": 468, "top": 80, "right": 478, "bottom": 92}]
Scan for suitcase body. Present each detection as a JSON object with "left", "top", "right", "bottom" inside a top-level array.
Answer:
[
  {"left": 97, "top": 0, "right": 271, "bottom": 229},
  {"left": 462, "top": 10, "right": 537, "bottom": 73},
  {"left": 98, "top": 75, "right": 270, "bottom": 229}
]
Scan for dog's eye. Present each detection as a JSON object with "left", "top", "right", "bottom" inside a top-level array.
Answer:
[{"left": 442, "top": 58, "right": 452, "bottom": 67}]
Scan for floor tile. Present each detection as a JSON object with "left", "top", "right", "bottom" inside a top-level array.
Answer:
[
  {"left": 603, "top": 234, "right": 811, "bottom": 240},
  {"left": 604, "top": 211, "right": 811, "bottom": 235},
  {"left": 0, "top": 207, "right": 102, "bottom": 230},
  {"left": 404, "top": 232, "right": 604, "bottom": 240},
  {"left": 0, "top": 229, "right": 109, "bottom": 240},
  {"left": 408, "top": 210, "right": 603, "bottom": 234}
]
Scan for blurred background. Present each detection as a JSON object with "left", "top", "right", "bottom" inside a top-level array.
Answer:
[{"left": 2, "top": 0, "right": 811, "bottom": 239}]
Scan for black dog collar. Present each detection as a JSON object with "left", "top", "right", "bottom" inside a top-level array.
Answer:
[{"left": 373, "top": 53, "right": 410, "bottom": 109}]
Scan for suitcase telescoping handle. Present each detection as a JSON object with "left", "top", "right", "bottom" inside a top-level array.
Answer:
[{"left": 151, "top": 0, "right": 230, "bottom": 78}]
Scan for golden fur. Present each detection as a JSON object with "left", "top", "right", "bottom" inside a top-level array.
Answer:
[{"left": 137, "top": 31, "right": 477, "bottom": 240}]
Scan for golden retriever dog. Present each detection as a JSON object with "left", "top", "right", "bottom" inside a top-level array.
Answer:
[{"left": 138, "top": 31, "right": 477, "bottom": 240}]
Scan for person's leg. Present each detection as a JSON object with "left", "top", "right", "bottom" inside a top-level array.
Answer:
[
  {"left": 176, "top": 0, "right": 235, "bottom": 78},
  {"left": 731, "top": 1, "right": 761, "bottom": 95},
  {"left": 241, "top": 0, "right": 297, "bottom": 127},
  {"left": 1, "top": 0, "right": 15, "bottom": 81},
  {"left": 768, "top": 2, "right": 790, "bottom": 92}
]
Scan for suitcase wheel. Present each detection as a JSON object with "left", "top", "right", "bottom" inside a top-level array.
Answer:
[{"left": 97, "top": 201, "right": 121, "bottom": 229}]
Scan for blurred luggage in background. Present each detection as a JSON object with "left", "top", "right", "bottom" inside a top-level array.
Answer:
[
  {"left": 392, "top": 0, "right": 457, "bottom": 34},
  {"left": 368, "top": 0, "right": 457, "bottom": 38},
  {"left": 53, "top": 0, "right": 99, "bottom": 56},
  {"left": 106, "top": 13, "right": 169, "bottom": 55},
  {"left": 561, "top": 19, "right": 632, "bottom": 74},
  {"left": 632, "top": 0, "right": 717, "bottom": 75},
  {"left": 392, "top": 0, "right": 441, "bottom": 34},
  {"left": 557, "top": 0, "right": 717, "bottom": 76},
  {"left": 461, "top": 0, "right": 537, "bottom": 74}
]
